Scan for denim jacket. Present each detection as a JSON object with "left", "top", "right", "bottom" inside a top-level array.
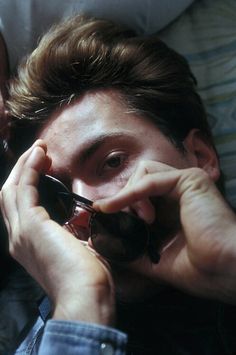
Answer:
[
  {"left": 14, "top": 290, "right": 236, "bottom": 355},
  {"left": 14, "top": 298, "right": 127, "bottom": 355}
]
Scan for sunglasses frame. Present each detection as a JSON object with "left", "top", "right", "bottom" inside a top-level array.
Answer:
[{"left": 39, "top": 175, "right": 160, "bottom": 263}]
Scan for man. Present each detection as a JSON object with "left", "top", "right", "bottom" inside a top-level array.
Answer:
[{"left": 1, "top": 15, "right": 236, "bottom": 354}]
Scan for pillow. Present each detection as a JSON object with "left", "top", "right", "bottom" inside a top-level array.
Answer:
[
  {"left": 159, "top": 0, "right": 236, "bottom": 207},
  {"left": 0, "top": 0, "right": 194, "bottom": 71}
]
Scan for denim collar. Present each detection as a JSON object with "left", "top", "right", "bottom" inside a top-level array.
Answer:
[{"left": 38, "top": 296, "right": 51, "bottom": 321}]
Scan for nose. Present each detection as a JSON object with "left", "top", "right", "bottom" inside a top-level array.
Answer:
[
  {"left": 72, "top": 180, "right": 96, "bottom": 201},
  {"left": 72, "top": 179, "right": 122, "bottom": 202}
]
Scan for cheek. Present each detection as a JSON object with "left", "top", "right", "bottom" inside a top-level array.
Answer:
[
  {"left": 164, "top": 155, "right": 190, "bottom": 169},
  {"left": 169, "top": 151, "right": 197, "bottom": 169},
  {"left": 91, "top": 162, "right": 136, "bottom": 199},
  {"left": 152, "top": 147, "right": 192, "bottom": 169},
  {"left": 89, "top": 177, "right": 130, "bottom": 200},
  {"left": 72, "top": 175, "right": 130, "bottom": 201}
]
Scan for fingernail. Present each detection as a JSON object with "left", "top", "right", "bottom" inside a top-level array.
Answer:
[
  {"left": 92, "top": 201, "right": 102, "bottom": 211},
  {"left": 32, "top": 139, "right": 47, "bottom": 151},
  {"left": 136, "top": 208, "right": 155, "bottom": 225},
  {"left": 33, "top": 139, "right": 43, "bottom": 146}
]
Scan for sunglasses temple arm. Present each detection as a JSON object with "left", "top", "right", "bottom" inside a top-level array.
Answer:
[
  {"left": 70, "top": 192, "right": 93, "bottom": 206},
  {"left": 59, "top": 192, "right": 95, "bottom": 213}
]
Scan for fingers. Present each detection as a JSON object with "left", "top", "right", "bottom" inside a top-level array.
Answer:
[
  {"left": 1, "top": 140, "right": 51, "bottom": 243},
  {"left": 17, "top": 146, "right": 50, "bottom": 222},
  {"left": 0, "top": 141, "right": 115, "bottom": 316},
  {"left": 131, "top": 199, "right": 156, "bottom": 224},
  {"left": 95, "top": 171, "right": 177, "bottom": 210},
  {"left": 3, "top": 139, "right": 47, "bottom": 187},
  {"left": 94, "top": 161, "right": 178, "bottom": 217},
  {"left": 123, "top": 161, "right": 167, "bottom": 223},
  {"left": 0, "top": 179, "right": 18, "bottom": 237},
  {"left": 0, "top": 190, "right": 10, "bottom": 233}
]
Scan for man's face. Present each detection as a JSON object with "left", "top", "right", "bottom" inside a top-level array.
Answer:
[
  {"left": 39, "top": 90, "right": 194, "bottom": 198},
  {"left": 38, "top": 89, "right": 199, "bottom": 300}
]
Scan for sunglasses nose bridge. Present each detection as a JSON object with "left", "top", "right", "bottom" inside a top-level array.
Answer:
[
  {"left": 72, "top": 205, "right": 92, "bottom": 228},
  {"left": 64, "top": 205, "right": 93, "bottom": 241}
]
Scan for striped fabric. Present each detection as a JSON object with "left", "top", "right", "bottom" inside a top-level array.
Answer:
[{"left": 159, "top": 0, "right": 236, "bottom": 207}]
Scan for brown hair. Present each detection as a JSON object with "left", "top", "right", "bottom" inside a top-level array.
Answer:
[{"left": 7, "top": 15, "right": 214, "bottom": 154}]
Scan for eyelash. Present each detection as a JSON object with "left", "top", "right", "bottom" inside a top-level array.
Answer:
[{"left": 98, "top": 151, "right": 128, "bottom": 176}]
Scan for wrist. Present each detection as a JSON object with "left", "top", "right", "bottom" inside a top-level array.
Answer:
[{"left": 52, "top": 286, "right": 116, "bottom": 326}]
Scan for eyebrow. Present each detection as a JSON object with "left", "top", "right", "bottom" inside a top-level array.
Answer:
[{"left": 77, "top": 132, "right": 132, "bottom": 166}]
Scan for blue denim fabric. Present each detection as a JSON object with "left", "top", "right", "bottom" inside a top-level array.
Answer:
[
  {"left": 14, "top": 297, "right": 127, "bottom": 355},
  {"left": 38, "top": 321, "right": 127, "bottom": 355},
  {"left": 14, "top": 292, "right": 236, "bottom": 355},
  {"left": 14, "top": 316, "right": 44, "bottom": 355}
]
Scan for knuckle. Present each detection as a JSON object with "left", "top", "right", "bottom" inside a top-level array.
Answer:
[
  {"left": 188, "top": 167, "right": 209, "bottom": 180},
  {"left": 17, "top": 152, "right": 28, "bottom": 164},
  {"left": 137, "top": 160, "right": 150, "bottom": 172},
  {"left": 133, "top": 160, "right": 150, "bottom": 178},
  {"left": 8, "top": 234, "right": 20, "bottom": 259},
  {"left": 181, "top": 167, "right": 212, "bottom": 194},
  {"left": 9, "top": 241, "right": 16, "bottom": 258},
  {"left": 1, "top": 185, "right": 15, "bottom": 204},
  {"left": 190, "top": 167, "right": 203, "bottom": 174},
  {"left": 1, "top": 184, "right": 8, "bottom": 196},
  {"left": 9, "top": 242, "right": 23, "bottom": 263}
]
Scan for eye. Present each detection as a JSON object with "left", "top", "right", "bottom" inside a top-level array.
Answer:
[
  {"left": 99, "top": 152, "right": 127, "bottom": 175},
  {"left": 106, "top": 155, "right": 122, "bottom": 168}
]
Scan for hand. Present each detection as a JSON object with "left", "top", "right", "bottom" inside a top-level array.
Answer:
[
  {"left": 94, "top": 160, "right": 236, "bottom": 304},
  {"left": 0, "top": 141, "right": 115, "bottom": 325}
]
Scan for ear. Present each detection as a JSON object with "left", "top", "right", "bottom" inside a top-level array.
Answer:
[{"left": 183, "top": 129, "right": 220, "bottom": 182}]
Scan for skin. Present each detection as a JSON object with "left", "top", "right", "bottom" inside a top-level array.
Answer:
[{"left": 1, "top": 89, "right": 236, "bottom": 327}]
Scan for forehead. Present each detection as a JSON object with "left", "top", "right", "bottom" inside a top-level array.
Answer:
[
  {"left": 40, "top": 90, "right": 137, "bottom": 136},
  {"left": 37, "top": 89, "right": 168, "bottom": 175},
  {"left": 38, "top": 89, "right": 160, "bottom": 145}
]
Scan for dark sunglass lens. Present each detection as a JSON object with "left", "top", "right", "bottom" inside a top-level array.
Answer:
[
  {"left": 90, "top": 211, "right": 149, "bottom": 262},
  {"left": 38, "top": 175, "right": 73, "bottom": 224}
]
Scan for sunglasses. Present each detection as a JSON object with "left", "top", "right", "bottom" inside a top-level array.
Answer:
[{"left": 38, "top": 175, "right": 160, "bottom": 263}]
